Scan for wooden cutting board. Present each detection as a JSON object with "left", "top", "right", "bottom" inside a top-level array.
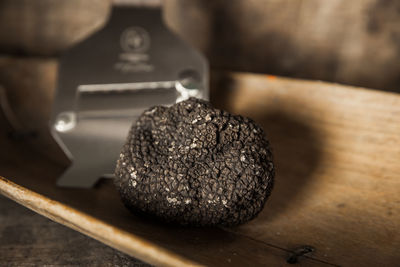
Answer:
[{"left": 1, "top": 71, "right": 399, "bottom": 266}]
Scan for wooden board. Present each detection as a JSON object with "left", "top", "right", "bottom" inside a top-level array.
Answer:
[
  {"left": 0, "top": 195, "right": 149, "bottom": 266},
  {"left": 211, "top": 73, "right": 400, "bottom": 266},
  {"left": 1, "top": 70, "right": 400, "bottom": 266}
]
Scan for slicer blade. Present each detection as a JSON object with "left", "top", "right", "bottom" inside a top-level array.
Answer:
[{"left": 51, "top": 6, "right": 208, "bottom": 188}]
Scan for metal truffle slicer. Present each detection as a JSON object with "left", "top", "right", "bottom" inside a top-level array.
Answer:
[{"left": 50, "top": 4, "right": 208, "bottom": 188}]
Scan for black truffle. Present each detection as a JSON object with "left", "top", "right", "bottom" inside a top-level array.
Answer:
[{"left": 114, "top": 98, "right": 274, "bottom": 226}]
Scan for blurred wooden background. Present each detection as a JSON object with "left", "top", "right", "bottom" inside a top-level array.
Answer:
[
  {"left": 165, "top": 0, "right": 400, "bottom": 92},
  {"left": 1, "top": 0, "right": 400, "bottom": 91},
  {"left": 1, "top": 1, "right": 400, "bottom": 266}
]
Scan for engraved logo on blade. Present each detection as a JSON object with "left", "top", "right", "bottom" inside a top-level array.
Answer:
[
  {"left": 115, "top": 26, "right": 154, "bottom": 73},
  {"left": 120, "top": 27, "right": 150, "bottom": 53}
]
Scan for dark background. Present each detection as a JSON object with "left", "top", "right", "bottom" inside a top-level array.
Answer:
[{"left": 1, "top": 0, "right": 399, "bottom": 91}]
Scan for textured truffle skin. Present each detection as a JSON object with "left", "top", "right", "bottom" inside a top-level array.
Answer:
[{"left": 114, "top": 98, "right": 274, "bottom": 226}]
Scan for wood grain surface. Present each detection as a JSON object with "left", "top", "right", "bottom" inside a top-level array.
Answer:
[
  {"left": 0, "top": 195, "right": 150, "bottom": 266},
  {"left": 212, "top": 72, "right": 400, "bottom": 266},
  {"left": 0, "top": 178, "right": 197, "bottom": 267},
  {"left": 1, "top": 61, "right": 399, "bottom": 266},
  {"left": 0, "top": 150, "right": 323, "bottom": 266}
]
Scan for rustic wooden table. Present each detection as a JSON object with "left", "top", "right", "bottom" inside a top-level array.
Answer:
[
  {"left": 0, "top": 195, "right": 150, "bottom": 266},
  {"left": 1, "top": 58, "right": 399, "bottom": 266}
]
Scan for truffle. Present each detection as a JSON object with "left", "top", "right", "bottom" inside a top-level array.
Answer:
[{"left": 114, "top": 98, "right": 274, "bottom": 226}]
